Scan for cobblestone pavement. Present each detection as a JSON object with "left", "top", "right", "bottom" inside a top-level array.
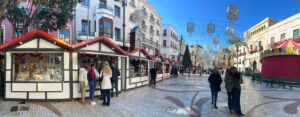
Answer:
[{"left": 1, "top": 75, "right": 300, "bottom": 117}]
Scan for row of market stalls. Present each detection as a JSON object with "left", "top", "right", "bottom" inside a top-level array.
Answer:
[
  {"left": 0, "top": 30, "right": 179, "bottom": 100},
  {"left": 261, "top": 38, "right": 300, "bottom": 81}
]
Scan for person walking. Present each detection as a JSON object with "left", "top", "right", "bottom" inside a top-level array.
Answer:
[
  {"left": 87, "top": 64, "right": 100, "bottom": 105},
  {"left": 174, "top": 66, "right": 178, "bottom": 78},
  {"left": 99, "top": 62, "right": 112, "bottom": 106},
  {"left": 208, "top": 68, "right": 222, "bottom": 109},
  {"left": 149, "top": 66, "right": 157, "bottom": 86},
  {"left": 170, "top": 67, "right": 175, "bottom": 78},
  {"left": 110, "top": 64, "right": 120, "bottom": 97},
  {"left": 180, "top": 67, "right": 184, "bottom": 78},
  {"left": 225, "top": 66, "right": 244, "bottom": 116},
  {"left": 79, "top": 66, "right": 88, "bottom": 104}
]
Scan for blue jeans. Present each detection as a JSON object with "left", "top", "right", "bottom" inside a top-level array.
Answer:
[
  {"left": 210, "top": 88, "right": 219, "bottom": 105},
  {"left": 101, "top": 89, "right": 111, "bottom": 105},
  {"left": 232, "top": 87, "right": 242, "bottom": 114},
  {"left": 88, "top": 80, "right": 97, "bottom": 102}
]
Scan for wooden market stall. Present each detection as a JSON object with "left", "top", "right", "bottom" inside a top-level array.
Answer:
[
  {"left": 71, "top": 36, "right": 128, "bottom": 98},
  {"left": 0, "top": 30, "right": 72, "bottom": 100}
]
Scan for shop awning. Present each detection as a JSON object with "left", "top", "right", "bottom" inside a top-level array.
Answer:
[
  {"left": 79, "top": 51, "right": 127, "bottom": 57},
  {"left": 278, "top": 39, "right": 300, "bottom": 49},
  {"left": 0, "top": 30, "right": 72, "bottom": 51},
  {"left": 128, "top": 48, "right": 152, "bottom": 60},
  {"left": 73, "top": 36, "right": 128, "bottom": 56}
]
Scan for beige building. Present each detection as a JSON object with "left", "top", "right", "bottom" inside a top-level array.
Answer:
[
  {"left": 240, "top": 17, "right": 277, "bottom": 72},
  {"left": 190, "top": 44, "right": 203, "bottom": 67}
]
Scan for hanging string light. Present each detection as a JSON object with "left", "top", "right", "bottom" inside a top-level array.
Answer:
[{"left": 226, "top": 26, "right": 235, "bottom": 37}]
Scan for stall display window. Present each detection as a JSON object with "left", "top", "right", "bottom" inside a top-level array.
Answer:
[
  {"left": 165, "top": 64, "right": 170, "bottom": 73},
  {"left": 130, "top": 58, "right": 148, "bottom": 77},
  {"left": 13, "top": 53, "right": 63, "bottom": 81},
  {"left": 78, "top": 54, "right": 118, "bottom": 71},
  {"left": 155, "top": 62, "right": 163, "bottom": 74}
]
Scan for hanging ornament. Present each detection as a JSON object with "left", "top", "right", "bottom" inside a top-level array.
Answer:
[
  {"left": 207, "top": 22, "right": 215, "bottom": 36},
  {"left": 213, "top": 38, "right": 219, "bottom": 45},
  {"left": 226, "top": 26, "right": 235, "bottom": 37},
  {"left": 187, "top": 21, "right": 195, "bottom": 37},
  {"left": 227, "top": 4, "right": 240, "bottom": 26}
]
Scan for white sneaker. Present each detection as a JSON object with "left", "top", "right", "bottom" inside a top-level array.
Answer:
[{"left": 91, "top": 101, "right": 96, "bottom": 105}]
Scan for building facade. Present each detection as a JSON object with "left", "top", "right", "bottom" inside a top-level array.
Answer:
[
  {"left": 160, "top": 24, "right": 180, "bottom": 60},
  {"left": 1, "top": 0, "right": 162, "bottom": 56},
  {"left": 239, "top": 17, "right": 277, "bottom": 72},
  {"left": 190, "top": 44, "right": 203, "bottom": 67},
  {"left": 267, "top": 13, "right": 300, "bottom": 48}
]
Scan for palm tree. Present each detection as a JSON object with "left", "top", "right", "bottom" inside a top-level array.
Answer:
[{"left": 227, "top": 36, "right": 248, "bottom": 69}]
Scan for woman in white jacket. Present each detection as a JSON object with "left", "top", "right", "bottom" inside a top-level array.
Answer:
[
  {"left": 100, "top": 61, "right": 112, "bottom": 106},
  {"left": 79, "top": 66, "right": 88, "bottom": 104}
]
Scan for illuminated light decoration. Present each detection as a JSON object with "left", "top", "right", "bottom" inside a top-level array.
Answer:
[
  {"left": 19, "top": 41, "right": 23, "bottom": 44},
  {"left": 207, "top": 22, "right": 215, "bottom": 36},
  {"left": 187, "top": 21, "right": 195, "bottom": 37},
  {"left": 227, "top": 4, "right": 240, "bottom": 25},
  {"left": 130, "top": 10, "right": 145, "bottom": 24},
  {"left": 226, "top": 26, "right": 234, "bottom": 37}
]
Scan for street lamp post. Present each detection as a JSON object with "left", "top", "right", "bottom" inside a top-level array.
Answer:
[{"left": 122, "top": 0, "right": 127, "bottom": 47}]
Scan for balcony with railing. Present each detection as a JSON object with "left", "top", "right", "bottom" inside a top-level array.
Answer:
[
  {"left": 142, "top": 38, "right": 159, "bottom": 48},
  {"left": 150, "top": 16, "right": 155, "bottom": 24},
  {"left": 142, "top": 10, "right": 148, "bottom": 18},
  {"left": 249, "top": 47, "right": 258, "bottom": 54},
  {"left": 96, "top": 3, "right": 113, "bottom": 15},
  {"left": 149, "top": 29, "right": 154, "bottom": 35},
  {"left": 141, "top": 24, "right": 148, "bottom": 32},
  {"left": 77, "top": 31, "right": 95, "bottom": 40}
]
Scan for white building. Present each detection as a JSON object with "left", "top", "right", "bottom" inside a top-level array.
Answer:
[
  {"left": 160, "top": 24, "right": 180, "bottom": 60},
  {"left": 74, "top": 0, "right": 162, "bottom": 55},
  {"left": 267, "top": 13, "right": 300, "bottom": 47}
]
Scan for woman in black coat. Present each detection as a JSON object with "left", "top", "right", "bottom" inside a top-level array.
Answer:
[{"left": 208, "top": 68, "right": 223, "bottom": 109}]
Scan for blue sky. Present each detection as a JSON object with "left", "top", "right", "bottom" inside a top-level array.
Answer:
[{"left": 148, "top": 0, "right": 300, "bottom": 50}]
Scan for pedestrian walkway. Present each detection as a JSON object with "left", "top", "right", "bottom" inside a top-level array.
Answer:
[{"left": 1, "top": 75, "right": 300, "bottom": 117}]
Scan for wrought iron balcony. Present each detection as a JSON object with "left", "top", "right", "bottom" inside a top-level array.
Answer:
[
  {"left": 142, "top": 38, "right": 159, "bottom": 48},
  {"left": 78, "top": 31, "right": 95, "bottom": 36}
]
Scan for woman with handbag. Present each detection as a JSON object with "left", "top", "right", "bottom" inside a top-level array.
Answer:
[{"left": 208, "top": 68, "right": 223, "bottom": 109}]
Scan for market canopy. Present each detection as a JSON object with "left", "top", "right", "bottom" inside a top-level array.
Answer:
[{"left": 278, "top": 39, "right": 300, "bottom": 49}]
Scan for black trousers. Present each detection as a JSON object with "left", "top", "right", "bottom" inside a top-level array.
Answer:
[
  {"left": 227, "top": 92, "right": 233, "bottom": 111},
  {"left": 150, "top": 77, "right": 156, "bottom": 86},
  {"left": 111, "top": 80, "right": 118, "bottom": 96},
  {"left": 232, "top": 87, "right": 242, "bottom": 114}
]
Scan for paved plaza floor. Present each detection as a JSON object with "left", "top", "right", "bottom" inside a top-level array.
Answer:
[{"left": 1, "top": 75, "right": 300, "bottom": 117}]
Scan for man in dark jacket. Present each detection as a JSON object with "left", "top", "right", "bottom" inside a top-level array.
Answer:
[
  {"left": 149, "top": 67, "right": 157, "bottom": 86},
  {"left": 110, "top": 64, "right": 120, "bottom": 97},
  {"left": 208, "top": 68, "right": 223, "bottom": 109}
]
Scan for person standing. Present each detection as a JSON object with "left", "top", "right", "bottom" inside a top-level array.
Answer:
[
  {"left": 79, "top": 66, "right": 88, "bottom": 104},
  {"left": 180, "top": 67, "right": 184, "bottom": 78},
  {"left": 110, "top": 64, "right": 120, "bottom": 97},
  {"left": 87, "top": 64, "right": 100, "bottom": 105},
  {"left": 208, "top": 68, "right": 222, "bottom": 109},
  {"left": 149, "top": 66, "right": 157, "bottom": 86},
  {"left": 225, "top": 67, "right": 244, "bottom": 116},
  {"left": 99, "top": 62, "right": 112, "bottom": 106}
]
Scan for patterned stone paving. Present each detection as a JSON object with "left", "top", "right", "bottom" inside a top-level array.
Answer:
[{"left": 1, "top": 75, "right": 300, "bottom": 117}]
